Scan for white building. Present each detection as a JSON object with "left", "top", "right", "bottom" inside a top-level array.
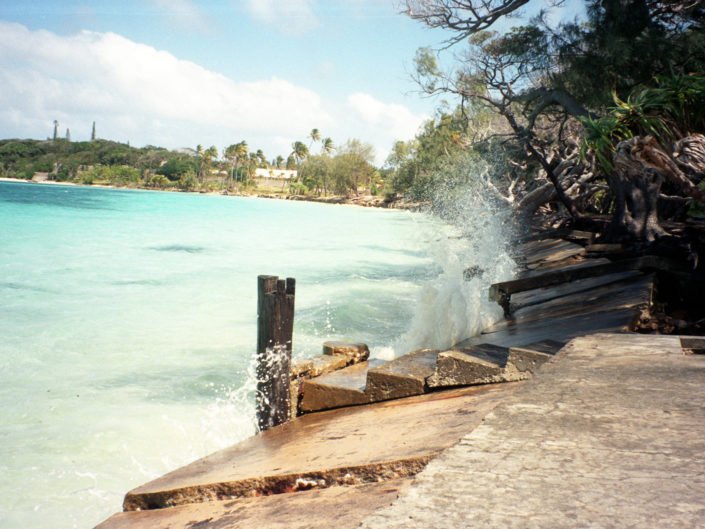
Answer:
[{"left": 254, "top": 168, "right": 297, "bottom": 180}]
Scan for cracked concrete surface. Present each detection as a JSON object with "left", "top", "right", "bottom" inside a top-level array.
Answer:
[{"left": 361, "top": 334, "right": 705, "bottom": 529}]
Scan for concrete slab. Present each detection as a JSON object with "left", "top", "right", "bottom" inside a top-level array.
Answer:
[
  {"left": 97, "top": 480, "right": 411, "bottom": 529},
  {"left": 123, "top": 383, "right": 517, "bottom": 511},
  {"left": 361, "top": 334, "right": 705, "bottom": 529},
  {"left": 300, "top": 359, "right": 385, "bottom": 413},
  {"left": 508, "top": 339, "right": 565, "bottom": 373},
  {"left": 365, "top": 349, "right": 439, "bottom": 402},
  {"left": 427, "top": 344, "right": 513, "bottom": 388}
]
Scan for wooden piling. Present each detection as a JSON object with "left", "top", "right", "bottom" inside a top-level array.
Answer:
[{"left": 256, "top": 275, "right": 296, "bottom": 431}]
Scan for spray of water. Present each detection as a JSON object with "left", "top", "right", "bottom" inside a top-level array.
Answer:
[{"left": 392, "top": 158, "right": 517, "bottom": 356}]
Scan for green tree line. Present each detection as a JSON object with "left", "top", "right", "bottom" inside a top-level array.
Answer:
[{"left": 0, "top": 129, "right": 381, "bottom": 197}]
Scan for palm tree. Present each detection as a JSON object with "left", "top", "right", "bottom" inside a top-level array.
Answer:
[
  {"left": 202, "top": 145, "right": 218, "bottom": 183},
  {"left": 256, "top": 149, "right": 267, "bottom": 168},
  {"left": 309, "top": 128, "right": 321, "bottom": 149},
  {"left": 290, "top": 141, "right": 309, "bottom": 167},
  {"left": 274, "top": 155, "right": 284, "bottom": 169},
  {"left": 321, "top": 137, "right": 335, "bottom": 155},
  {"left": 224, "top": 141, "right": 248, "bottom": 187}
]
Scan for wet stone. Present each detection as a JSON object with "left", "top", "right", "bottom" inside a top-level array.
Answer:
[
  {"left": 301, "top": 360, "right": 385, "bottom": 413},
  {"left": 427, "top": 344, "right": 510, "bottom": 388},
  {"left": 307, "top": 355, "right": 350, "bottom": 378},
  {"left": 680, "top": 336, "right": 705, "bottom": 354},
  {"left": 323, "top": 341, "right": 370, "bottom": 362},
  {"left": 508, "top": 339, "right": 565, "bottom": 373},
  {"left": 365, "top": 349, "right": 439, "bottom": 402},
  {"left": 290, "top": 359, "right": 314, "bottom": 379}
]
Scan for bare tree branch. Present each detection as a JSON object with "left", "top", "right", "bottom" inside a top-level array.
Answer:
[{"left": 402, "top": 0, "right": 531, "bottom": 45}]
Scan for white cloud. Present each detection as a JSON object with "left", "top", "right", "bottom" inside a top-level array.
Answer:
[
  {"left": 347, "top": 92, "right": 426, "bottom": 146},
  {"left": 0, "top": 22, "right": 331, "bottom": 154},
  {"left": 244, "top": 0, "right": 318, "bottom": 35},
  {"left": 150, "top": 0, "right": 212, "bottom": 33},
  {"left": 0, "top": 22, "right": 424, "bottom": 163}
]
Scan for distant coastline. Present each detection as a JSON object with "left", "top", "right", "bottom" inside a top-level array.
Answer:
[{"left": 0, "top": 177, "right": 423, "bottom": 210}]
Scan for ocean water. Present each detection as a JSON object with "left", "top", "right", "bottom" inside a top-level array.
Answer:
[{"left": 0, "top": 181, "right": 514, "bottom": 529}]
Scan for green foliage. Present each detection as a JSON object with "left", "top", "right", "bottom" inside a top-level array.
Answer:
[
  {"left": 294, "top": 139, "right": 376, "bottom": 196},
  {"left": 177, "top": 170, "right": 198, "bottom": 191},
  {"left": 383, "top": 109, "right": 472, "bottom": 199},
  {"left": 157, "top": 156, "right": 198, "bottom": 181},
  {"left": 555, "top": 0, "right": 705, "bottom": 108},
  {"left": 78, "top": 165, "right": 141, "bottom": 185},
  {"left": 581, "top": 74, "right": 705, "bottom": 172}
]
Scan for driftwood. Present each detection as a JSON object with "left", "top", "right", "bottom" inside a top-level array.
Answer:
[{"left": 609, "top": 135, "right": 705, "bottom": 242}]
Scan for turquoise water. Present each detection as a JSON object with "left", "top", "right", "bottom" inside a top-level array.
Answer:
[{"left": 0, "top": 181, "right": 513, "bottom": 528}]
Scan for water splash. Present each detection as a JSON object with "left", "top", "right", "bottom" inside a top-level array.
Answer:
[
  {"left": 201, "top": 359, "right": 258, "bottom": 447},
  {"left": 393, "top": 176, "right": 516, "bottom": 355}
]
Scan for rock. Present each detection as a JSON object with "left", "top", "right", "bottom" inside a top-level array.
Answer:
[
  {"left": 365, "top": 349, "right": 439, "bottom": 402},
  {"left": 290, "top": 359, "right": 314, "bottom": 379},
  {"left": 307, "top": 354, "right": 350, "bottom": 378},
  {"left": 121, "top": 384, "right": 511, "bottom": 513},
  {"left": 300, "top": 360, "right": 384, "bottom": 413},
  {"left": 462, "top": 266, "right": 485, "bottom": 281},
  {"left": 507, "top": 339, "right": 565, "bottom": 373},
  {"left": 322, "top": 341, "right": 370, "bottom": 362},
  {"left": 427, "top": 344, "right": 510, "bottom": 388}
]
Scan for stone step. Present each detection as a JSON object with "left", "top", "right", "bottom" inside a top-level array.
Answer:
[
  {"left": 427, "top": 344, "right": 517, "bottom": 388},
  {"left": 121, "top": 385, "right": 514, "bottom": 512},
  {"left": 365, "top": 349, "right": 439, "bottom": 402},
  {"left": 98, "top": 480, "right": 412, "bottom": 529},
  {"left": 300, "top": 359, "right": 385, "bottom": 413},
  {"left": 508, "top": 339, "right": 565, "bottom": 374}
]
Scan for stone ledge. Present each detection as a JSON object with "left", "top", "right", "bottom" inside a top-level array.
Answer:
[{"left": 365, "top": 349, "right": 439, "bottom": 402}]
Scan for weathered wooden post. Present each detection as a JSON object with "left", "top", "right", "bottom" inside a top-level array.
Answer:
[{"left": 256, "top": 275, "right": 296, "bottom": 431}]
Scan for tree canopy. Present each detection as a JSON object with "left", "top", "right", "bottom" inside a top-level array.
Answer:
[{"left": 396, "top": 0, "right": 705, "bottom": 240}]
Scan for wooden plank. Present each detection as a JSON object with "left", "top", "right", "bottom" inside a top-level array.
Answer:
[
  {"left": 517, "top": 257, "right": 611, "bottom": 278},
  {"left": 519, "top": 239, "right": 586, "bottom": 267},
  {"left": 256, "top": 276, "right": 296, "bottom": 431},
  {"left": 489, "top": 255, "right": 686, "bottom": 315},
  {"left": 486, "top": 274, "right": 653, "bottom": 331},
  {"left": 509, "top": 270, "right": 643, "bottom": 312},
  {"left": 459, "top": 307, "right": 641, "bottom": 348}
]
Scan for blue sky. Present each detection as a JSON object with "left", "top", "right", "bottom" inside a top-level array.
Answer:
[{"left": 0, "top": 0, "right": 581, "bottom": 163}]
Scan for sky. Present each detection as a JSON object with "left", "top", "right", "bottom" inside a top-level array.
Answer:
[{"left": 0, "top": 0, "right": 582, "bottom": 164}]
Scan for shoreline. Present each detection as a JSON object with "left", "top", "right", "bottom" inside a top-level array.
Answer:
[
  {"left": 0, "top": 177, "right": 424, "bottom": 211},
  {"left": 96, "top": 230, "right": 705, "bottom": 528}
]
